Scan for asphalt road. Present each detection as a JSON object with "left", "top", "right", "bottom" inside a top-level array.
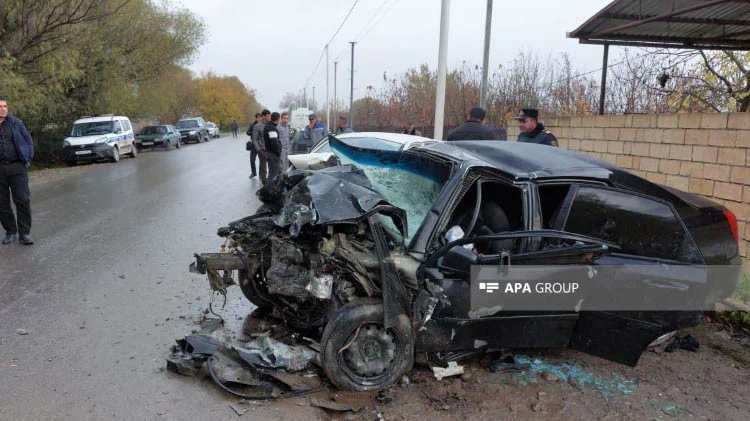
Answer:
[{"left": 0, "top": 136, "right": 318, "bottom": 420}]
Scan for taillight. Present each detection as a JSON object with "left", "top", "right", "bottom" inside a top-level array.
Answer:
[{"left": 723, "top": 209, "right": 739, "bottom": 243}]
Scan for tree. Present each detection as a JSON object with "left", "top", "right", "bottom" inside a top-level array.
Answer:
[{"left": 195, "top": 72, "right": 259, "bottom": 127}]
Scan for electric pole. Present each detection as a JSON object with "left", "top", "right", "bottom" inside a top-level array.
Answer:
[
  {"left": 480, "top": 0, "right": 493, "bottom": 110},
  {"left": 434, "top": 0, "right": 450, "bottom": 140},
  {"left": 325, "top": 45, "right": 330, "bottom": 131},
  {"left": 349, "top": 42, "right": 356, "bottom": 130},
  {"left": 334, "top": 61, "right": 338, "bottom": 125}
]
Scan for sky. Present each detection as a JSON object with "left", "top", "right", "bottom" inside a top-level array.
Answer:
[{"left": 177, "top": 0, "right": 615, "bottom": 110}]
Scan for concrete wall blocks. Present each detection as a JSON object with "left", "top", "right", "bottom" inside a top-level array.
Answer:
[{"left": 700, "top": 113, "right": 728, "bottom": 129}]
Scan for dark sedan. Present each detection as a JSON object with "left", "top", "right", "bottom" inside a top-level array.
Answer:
[
  {"left": 192, "top": 138, "right": 741, "bottom": 391},
  {"left": 135, "top": 125, "right": 181, "bottom": 150}
]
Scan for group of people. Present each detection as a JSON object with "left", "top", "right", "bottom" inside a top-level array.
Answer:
[
  {"left": 401, "top": 106, "right": 558, "bottom": 147},
  {"left": 246, "top": 110, "right": 290, "bottom": 185}
]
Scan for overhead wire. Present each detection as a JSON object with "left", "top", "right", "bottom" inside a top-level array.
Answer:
[{"left": 304, "top": 0, "right": 361, "bottom": 89}]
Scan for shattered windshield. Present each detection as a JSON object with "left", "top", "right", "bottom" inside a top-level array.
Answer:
[
  {"left": 70, "top": 121, "right": 114, "bottom": 137},
  {"left": 176, "top": 120, "right": 198, "bottom": 129},
  {"left": 329, "top": 137, "right": 449, "bottom": 243}
]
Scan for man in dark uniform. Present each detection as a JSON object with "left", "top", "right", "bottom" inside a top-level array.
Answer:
[
  {"left": 0, "top": 95, "right": 34, "bottom": 245},
  {"left": 515, "top": 108, "right": 558, "bottom": 146},
  {"left": 446, "top": 107, "right": 495, "bottom": 141}
]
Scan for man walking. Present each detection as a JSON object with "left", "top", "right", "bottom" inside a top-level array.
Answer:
[
  {"left": 515, "top": 108, "right": 558, "bottom": 146},
  {"left": 278, "top": 112, "right": 291, "bottom": 172},
  {"left": 252, "top": 110, "right": 271, "bottom": 184},
  {"left": 231, "top": 119, "right": 239, "bottom": 138},
  {"left": 246, "top": 113, "right": 261, "bottom": 179},
  {"left": 0, "top": 96, "right": 34, "bottom": 245},
  {"left": 446, "top": 107, "right": 495, "bottom": 141},
  {"left": 263, "top": 112, "right": 282, "bottom": 183}
]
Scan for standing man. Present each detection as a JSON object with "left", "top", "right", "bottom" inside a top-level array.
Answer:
[
  {"left": 402, "top": 122, "right": 422, "bottom": 136},
  {"left": 303, "top": 114, "right": 326, "bottom": 151},
  {"left": 263, "top": 112, "right": 282, "bottom": 184},
  {"left": 515, "top": 108, "right": 558, "bottom": 146},
  {"left": 0, "top": 96, "right": 34, "bottom": 245},
  {"left": 278, "top": 112, "right": 291, "bottom": 172},
  {"left": 335, "top": 116, "right": 353, "bottom": 135},
  {"left": 246, "top": 113, "right": 261, "bottom": 179},
  {"left": 252, "top": 110, "right": 271, "bottom": 184},
  {"left": 446, "top": 107, "right": 495, "bottom": 141},
  {"left": 231, "top": 119, "right": 239, "bottom": 138}
]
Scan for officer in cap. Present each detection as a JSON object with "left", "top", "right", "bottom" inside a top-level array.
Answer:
[{"left": 515, "top": 108, "right": 558, "bottom": 147}]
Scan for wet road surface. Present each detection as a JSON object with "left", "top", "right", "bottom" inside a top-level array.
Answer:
[{"left": 0, "top": 136, "right": 319, "bottom": 420}]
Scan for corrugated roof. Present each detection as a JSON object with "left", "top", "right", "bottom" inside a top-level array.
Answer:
[{"left": 568, "top": 0, "right": 750, "bottom": 50}]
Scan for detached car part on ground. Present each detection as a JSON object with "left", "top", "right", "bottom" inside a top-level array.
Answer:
[{"left": 192, "top": 137, "right": 741, "bottom": 392}]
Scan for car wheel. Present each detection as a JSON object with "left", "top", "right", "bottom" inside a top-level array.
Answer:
[
  {"left": 111, "top": 147, "right": 120, "bottom": 163},
  {"left": 164, "top": 140, "right": 171, "bottom": 150},
  {"left": 129, "top": 143, "right": 137, "bottom": 158},
  {"left": 320, "top": 299, "right": 413, "bottom": 391},
  {"left": 238, "top": 269, "right": 275, "bottom": 311},
  {"left": 176, "top": 139, "right": 181, "bottom": 149}
]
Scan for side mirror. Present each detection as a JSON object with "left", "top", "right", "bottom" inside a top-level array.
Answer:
[{"left": 439, "top": 245, "right": 477, "bottom": 273}]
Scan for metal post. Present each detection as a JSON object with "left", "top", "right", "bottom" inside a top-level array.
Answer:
[
  {"left": 312, "top": 86, "right": 316, "bottom": 109},
  {"left": 434, "top": 0, "right": 450, "bottom": 140},
  {"left": 326, "top": 45, "right": 330, "bottom": 131},
  {"left": 480, "top": 0, "right": 493, "bottom": 110},
  {"left": 334, "top": 61, "right": 338, "bottom": 126},
  {"left": 599, "top": 43, "right": 609, "bottom": 115},
  {"left": 349, "top": 42, "right": 356, "bottom": 130},
  {"left": 304, "top": 87, "right": 307, "bottom": 108}
]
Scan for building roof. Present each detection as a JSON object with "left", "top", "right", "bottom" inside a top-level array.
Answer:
[{"left": 568, "top": 0, "right": 750, "bottom": 50}]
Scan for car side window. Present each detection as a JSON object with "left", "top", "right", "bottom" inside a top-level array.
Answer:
[
  {"left": 113, "top": 120, "right": 123, "bottom": 133},
  {"left": 563, "top": 187, "right": 699, "bottom": 262},
  {"left": 122, "top": 120, "right": 132, "bottom": 131}
]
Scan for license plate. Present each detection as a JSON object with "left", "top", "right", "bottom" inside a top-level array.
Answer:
[
  {"left": 75, "top": 150, "right": 92, "bottom": 155},
  {"left": 142, "top": 142, "right": 153, "bottom": 146}
]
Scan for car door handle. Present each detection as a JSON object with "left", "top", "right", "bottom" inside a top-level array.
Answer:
[{"left": 642, "top": 278, "right": 689, "bottom": 291}]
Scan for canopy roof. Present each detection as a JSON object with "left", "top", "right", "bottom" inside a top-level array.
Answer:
[{"left": 568, "top": 0, "right": 750, "bottom": 51}]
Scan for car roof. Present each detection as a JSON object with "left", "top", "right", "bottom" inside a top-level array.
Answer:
[
  {"left": 74, "top": 116, "right": 129, "bottom": 124},
  {"left": 336, "top": 131, "right": 436, "bottom": 145},
  {"left": 420, "top": 141, "right": 621, "bottom": 180}
]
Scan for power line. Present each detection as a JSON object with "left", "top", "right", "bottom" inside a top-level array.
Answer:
[{"left": 333, "top": 0, "right": 400, "bottom": 62}]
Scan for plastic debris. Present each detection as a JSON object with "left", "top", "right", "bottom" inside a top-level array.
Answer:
[{"left": 432, "top": 361, "right": 465, "bottom": 380}]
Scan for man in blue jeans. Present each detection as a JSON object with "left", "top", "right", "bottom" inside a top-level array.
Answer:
[{"left": 0, "top": 96, "right": 34, "bottom": 245}]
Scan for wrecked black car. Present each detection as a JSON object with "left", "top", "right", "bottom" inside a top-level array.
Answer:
[{"left": 191, "top": 136, "right": 741, "bottom": 391}]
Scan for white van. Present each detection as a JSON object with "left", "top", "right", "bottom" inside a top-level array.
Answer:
[{"left": 63, "top": 115, "right": 137, "bottom": 165}]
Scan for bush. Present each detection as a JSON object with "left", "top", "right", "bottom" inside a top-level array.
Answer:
[{"left": 32, "top": 130, "right": 66, "bottom": 168}]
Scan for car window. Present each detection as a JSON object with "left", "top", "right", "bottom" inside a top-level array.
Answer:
[
  {"left": 122, "top": 120, "right": 132, "bottom": 131},
  {"left": 113, "top": 120, "right": 123, "bottom": 133},
  {"left": 563, "top": 187, "right": 699, "bottom": 262},
  {"left": 176, "top": 120, "right": 198, "bottom": 128},
  {"left": 70, "top": 121, "right": 114, "bottom": 136},
  {"left": 142, "top": 126, "right": 158, "bottom": 134}
]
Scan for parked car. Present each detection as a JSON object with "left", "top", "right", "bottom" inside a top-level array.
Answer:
[
  {"left": 192, "top": 139, "right": 741, "bottom": 392},
  {"left": 63, "top": 115, "right": 137, "bottom": 165},
  {"left": 175, "top": 117, "right": 209, "bottom": 143},
  {"left": 206, "top": 122, "right": 220, "bottom": 138},
  {"left": 287, "top": 132, "right": 439, "bottom": 170},
  {"left": 135, "top": 125, "right": 181, "bottom": 150}
]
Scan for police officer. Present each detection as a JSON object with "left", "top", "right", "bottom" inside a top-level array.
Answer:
[{"left": 515, "top": 108, "right": 558, "bottom": 147}]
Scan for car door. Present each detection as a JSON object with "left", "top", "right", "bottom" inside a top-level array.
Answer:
[
  {"left": 168, "top": 126, "right": 179, "bottom": 143},
  {"left": 112, "top": 120, "right": 124, "bottom": 150},
  {"left": 415, "top": 174, "right": 616, "bottom": 355}
]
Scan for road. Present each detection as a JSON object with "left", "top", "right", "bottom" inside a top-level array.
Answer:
[{"left": 0, "top": 136, "right": 320, "bottom": 420}]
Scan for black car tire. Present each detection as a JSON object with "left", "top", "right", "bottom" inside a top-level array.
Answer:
[
  {"left": 129, "top": 143, "right": 137, "bottom": 158},
  {"left": 165, "top": 140, "right": 171, "bottom": 150},
  {"left": 176, "top": 139, "right": 181, "bottom": 149},
  {"left": 320, "top": 299, "right": 414, "bottom": 391},
  {"left": 238, "top": 269, "right": 275, "bottom": 311},
  {"left": 111, "top": 147, "right": 120, "bottom": 163}
]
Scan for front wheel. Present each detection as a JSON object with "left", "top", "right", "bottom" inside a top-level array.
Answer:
[
  {"left": 129, "top": 143, "right": 137, "bottom": 158},
  {"left": 175, "top": 139, "right": 181, "bottom": 149},
  {"left": 320, "top": 299, "right": 413, "bottom": 391},
  {"left": 238, "top": 269, "right": 275, "bottom": 311},
  {"left": 111, "top": 147, "right": 120, "bottom": 163}
]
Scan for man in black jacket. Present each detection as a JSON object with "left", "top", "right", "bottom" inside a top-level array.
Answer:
[
  {"left": 515, "top": 108, "right": 558, "bottom": 146},
  {"left": 246, "top": 113, "right": 261, "bottom": 179},
  {"left": 263, "top": 112, "right": 282, "bottom": 184},
  {"left": 446, "top": 107, "right": 495, "bottom": 141}
]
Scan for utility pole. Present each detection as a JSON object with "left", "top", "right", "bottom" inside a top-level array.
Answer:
[
  {"left": 334, "top": 61, "right": 338, "bottom": 124},
  {"left": 325, "top": 45, "right": 330, "bottom": 131},
  {"left": 434, "top": 0, "right": 450, "bottom": 140},
  {"left": 312, "top": 86, "right": 316, "bottom": 109},
  {"left": 479, "top": 0, "right": 493, "bottom": 110},
  {"left": 349, "top": 42, "right": 356, "bottom": 130},
  {"left": 304, "top": 86, "right": 307, "bottom": 108}
]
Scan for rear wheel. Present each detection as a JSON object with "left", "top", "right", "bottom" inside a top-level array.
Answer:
[{"left": 321, "top": 299, "right": 413, "bottom": 391}]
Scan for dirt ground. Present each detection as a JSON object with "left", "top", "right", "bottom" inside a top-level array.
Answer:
[{"left": 178, "top": 306, "right": 750, "bottom": 421}]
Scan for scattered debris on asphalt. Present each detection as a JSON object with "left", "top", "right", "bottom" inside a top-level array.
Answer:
[
  {"left": 15, "top": 329, "right": 29, "bottom": 335},
  {"left": 431, "top": 361, "right": 464, "bottom": 380}
]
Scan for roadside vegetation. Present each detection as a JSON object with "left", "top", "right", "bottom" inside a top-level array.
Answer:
[{"left": 1, "top": 0, "right": 259, "bottom": 166}]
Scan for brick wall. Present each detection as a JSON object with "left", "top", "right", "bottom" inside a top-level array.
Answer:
[{"left": 508, "top": 113, "right": 750, "bottom": 261}]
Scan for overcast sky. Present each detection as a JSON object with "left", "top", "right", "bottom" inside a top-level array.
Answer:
[{"left": 178, "top": 0, "right": 614, "bottom": 110}]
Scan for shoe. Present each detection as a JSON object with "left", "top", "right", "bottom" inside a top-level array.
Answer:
[
  {"left": 249, "top": 174, "right": 257, "bottom": 179},
  {"left": 19, "top": 234, "right": 33, "bottom": 245},
  {"left": 2, "top": 234, "right": 17, "bottom": 244}
]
